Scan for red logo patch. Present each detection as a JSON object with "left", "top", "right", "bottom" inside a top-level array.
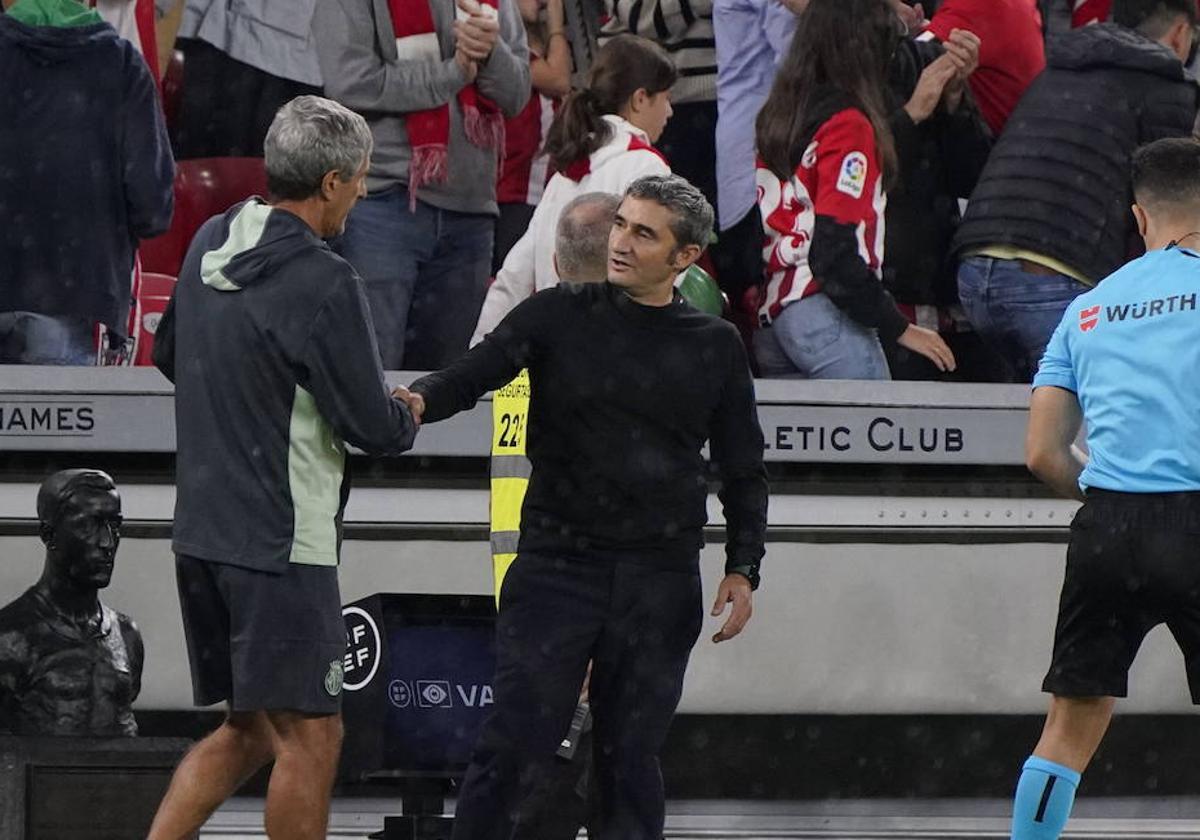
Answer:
[{"left": 1079, "top": 305, "right": 1100, "bottom": 332}]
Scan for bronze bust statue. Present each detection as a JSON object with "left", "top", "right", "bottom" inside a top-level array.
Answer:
[{"left": 0, "top": 470, "right": 143, "bottom": 736}]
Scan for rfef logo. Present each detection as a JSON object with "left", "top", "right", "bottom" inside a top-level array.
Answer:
[
  {"left": 1079, "top": 305, "right": 1100, "bottom": 332},
  {"left": 341, "top": 606, "right": 381, "bottom": 692}
]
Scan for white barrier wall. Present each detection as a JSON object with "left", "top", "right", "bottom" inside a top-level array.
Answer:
[{"left": 2, "top": 536, "right": 1192, "bottom": 715}]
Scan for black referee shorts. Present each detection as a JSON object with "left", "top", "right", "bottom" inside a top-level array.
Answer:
[
  {"left": 1043, "top": 489, "right": 1200, "bottom": 703},
  {"left": 175, "top": 555, "right": 346, "bottom": 715}
]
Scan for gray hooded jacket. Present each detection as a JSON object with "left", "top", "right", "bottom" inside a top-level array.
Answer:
[{"left": 154, "top": 200, "right": 417, "bottom": 572}]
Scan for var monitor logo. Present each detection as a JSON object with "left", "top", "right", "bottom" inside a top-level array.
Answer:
[
  {"left": 1079, "top": 305, "right": 1100, "bottom": 332},
  {"left": 388, "top": 679, "right": 494, "bottom": 710}
]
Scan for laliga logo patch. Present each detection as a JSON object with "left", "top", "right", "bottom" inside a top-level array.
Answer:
[
  {"left": 836, "top": 152, "right": 867, "bottom": 199},
  {"left": 1078, "top": 305, "right": 1100, "bottom": 332}
]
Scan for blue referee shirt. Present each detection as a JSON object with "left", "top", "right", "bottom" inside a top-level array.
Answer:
[{"left": 1034, "top": 246, "right": 1200, "bottom": 493}]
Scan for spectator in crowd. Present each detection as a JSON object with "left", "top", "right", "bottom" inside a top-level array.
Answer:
[
  {"left": 883, "top": 25, "right": 1005, "bottom": 381},
  {"left": 147, "top": 96, "right": 419, "bottom": 840},
  {"left": 954, "top": 0, "right": 1199, "bottom": 382},
  {"left": 173, "top": 0, "right": 323, "bottom": 158},
  {"left": 470, "top": 34, "right": 674, "bottom": 345},
  {"left": 555, "top": 192, "right": 623, "bottom": 282},
  {"left": 918, "top": 0, "right": 1046, "bottom": 136},
  {"left": 711, "top": 0, "right": 796, "bottom": 297},
  {"left": 316, "top": 0, "right": 530, "bottom": 370},
  {"left": 753, "top": 0, "right": 956, "bottom": 380},
  {"left": 493, "top": 0, "right": 571, "bottom": 273},
  {"left": 599, "top": 0, "right": 719, "bottom": 213},
  {"left": 0, "top": 0, "right": 173, "bottom": 365}
]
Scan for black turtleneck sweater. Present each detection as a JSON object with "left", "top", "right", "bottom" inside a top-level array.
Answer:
[{"left": 411, "top": 282, "right": 767, "bottom": 585}]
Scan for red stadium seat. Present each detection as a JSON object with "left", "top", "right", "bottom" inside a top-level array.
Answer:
[
  {"left": 140, "top": 157, "right": 268, "bottom": 276},
  {"left": 161, "top": 48, "right": 184, "bottom": 139},
  {"left": 131, "top": 272, "right": 176, "bottom": 366}
]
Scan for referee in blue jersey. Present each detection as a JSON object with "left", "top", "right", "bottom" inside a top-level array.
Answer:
[{"left": 1014, "top": 137, "right": 1200, "bottom": 840}]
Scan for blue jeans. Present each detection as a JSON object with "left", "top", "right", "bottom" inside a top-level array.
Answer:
[
  {"left": 957, "top": 256, "right": 1090, "bottom": 382},
  {"left": 336, "top": 186, "right": 494, "bottom": 370},
  {"left": 0, "top": 311, "right": 94, "bottom": 365},
  {"left": 752, "top": 293, "right": 890, "bottom": 380}
]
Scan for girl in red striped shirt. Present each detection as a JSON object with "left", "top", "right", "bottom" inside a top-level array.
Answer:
[{"left": 753, "top": 0, "right": 955, "bottom": 379}]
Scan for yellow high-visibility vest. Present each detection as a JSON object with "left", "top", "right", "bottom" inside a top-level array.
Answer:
[{"left": 490, "top": 370, "right": 531, "bottom": 606}]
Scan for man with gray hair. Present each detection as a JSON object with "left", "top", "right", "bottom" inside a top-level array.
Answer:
[
  {"left": 147, "top": 95, "right": 420, "bottom": 840},
  {"left": 395, "top": 174, "right": 767, "bottom": 840},
  {"left": 553, "top": 192, "right": 624, "bottom": 283}
]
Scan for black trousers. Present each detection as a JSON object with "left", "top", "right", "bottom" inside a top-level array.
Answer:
[
  {"left": 492, "top": 202, "right": 537, "bottom": 276},
  {"left": 451, "top": 553, "right": 704, "bottom": 840},
  {"left": 174, "top": 38, "right": 321, "bottom": 159},
  {"left": 656, "top": 100, "right": 718, "bottom": 212}
]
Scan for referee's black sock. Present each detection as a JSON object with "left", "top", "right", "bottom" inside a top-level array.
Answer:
[{"left": 1010, "top": 755, "right": 1080, "bottom": 840}]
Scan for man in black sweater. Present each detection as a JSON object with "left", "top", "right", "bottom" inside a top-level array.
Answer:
[{"left": 399, "top": 174, "right": 768, "bottom": 840}]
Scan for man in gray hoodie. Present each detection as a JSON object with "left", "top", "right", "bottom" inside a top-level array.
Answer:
[
  {"left": 316, "top": 0, "right": 530, "bottom": 371},
  {"left": 147, "top": 96, "right": 419, "bottom": 840}
]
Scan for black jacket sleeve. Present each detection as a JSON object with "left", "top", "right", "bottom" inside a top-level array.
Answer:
[
  {"left": 410, "top": 290, "right": 548, "bottom": 422},
  {"left": 121, "top": 43, "right": 174, "bottom": 241},
  {"left": 709, "top": 330, "right": 768, "bottom": 588},
  {"left": 301, "top": 274, "right": 417, "bottom": 456},
  {"left": 151, "top": 291, "right": 176, "bottom": 383},
  {"left": 810, "top": 215, "right": 911, "bottom": 343}
]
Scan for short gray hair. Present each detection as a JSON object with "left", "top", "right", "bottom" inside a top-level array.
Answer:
[
  {"left": 555, "top": 192, "right": 622, "bottom": 282},
  {"left": 264, "top": 95, "right": 373, "bottom": 201},
  {"left": 623, "top": 174, "right": 715, "bottom": 252}
]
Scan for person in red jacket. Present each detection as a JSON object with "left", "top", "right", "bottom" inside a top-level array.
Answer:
[
  {"left": 920, "top": 0, "right": 1046, "bottom": 135},
  {"left": 753, "top": 0, "right": 956, "bottom": 380}
]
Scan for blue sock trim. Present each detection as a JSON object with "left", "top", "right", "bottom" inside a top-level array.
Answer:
[{"left": 1023, "top": 756, "right": 1081, "bottom": 788}]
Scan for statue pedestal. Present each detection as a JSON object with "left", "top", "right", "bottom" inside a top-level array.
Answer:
[{"left": 0, "top": 735, "right": 190, "bottom": 840}]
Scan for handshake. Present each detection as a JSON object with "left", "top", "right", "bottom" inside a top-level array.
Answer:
[{"left": 393, "top": 386, "right": 426, "bottom": 426}]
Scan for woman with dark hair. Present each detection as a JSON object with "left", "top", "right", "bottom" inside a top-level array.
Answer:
[
  {"left": 753, "top": 0, "right": 956, "bottom": 379},
  {"left": 471, "top": 34, "right": 677, "bottom": 344}
]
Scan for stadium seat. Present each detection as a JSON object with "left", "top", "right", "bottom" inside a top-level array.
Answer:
[
  {"left": 140, "top": 157, "right": 268, "bottom": 276},
  {"left": 132, "top": 272, "right": 176, "bottom": 366},
  {"left": 161, "top": 48, "right": 184, "bottom": 141}
]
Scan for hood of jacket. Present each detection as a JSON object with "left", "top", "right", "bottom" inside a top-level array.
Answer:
[
  {"left": 1049, "top": 22, "right": 1188, "bottom": 81},
  {"left": 0, "top": 6, "right": 114, "bottom": 64},
  {"left": 200, "top": 200, "right": 324, "bottom": 292}
]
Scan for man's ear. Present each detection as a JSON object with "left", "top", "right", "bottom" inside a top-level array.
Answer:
[
  {"left": 1164, "top": 16, "right": 1193, "bottom": 62},
  {"left": 39, "top": 522, "right": 54, "bottom": 547},
  {"left": 671, "top": 243, "right": 703, "bottom": 272},
  {"left": 1132, "top": 203, "right": 1149, "bottom": 241},
  {"left": 320, "top": 170, "right": 341, "bottom": 201}
]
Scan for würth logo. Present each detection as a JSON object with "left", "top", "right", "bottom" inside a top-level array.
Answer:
[{"left": 1079, "top": 305, "right": 1100, "bottom": 332}]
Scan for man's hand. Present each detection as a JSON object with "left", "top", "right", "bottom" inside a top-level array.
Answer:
[
  {"left": 711, "top": 574, "right": 753, "bottom": 643},
  {"left": 455, "top": 0, "right": 500, "bottom": 63},
  {"left": 942, "top": 28, "right": 980, "bottom": 77},
  {"left": 455, "top": 48, "right": 480, "bottom": 83},
  {"left": 897, "top": 324, "right": 957, "bottom": 373},
  {"left": 889, "top": 0, "right": 926, "bottom": 31},
  {"left": 903, "top": 53, "right": 958, "bottom": 124},
  {"left": 392, "top": 386, "right": 425, "bottom": 426}
]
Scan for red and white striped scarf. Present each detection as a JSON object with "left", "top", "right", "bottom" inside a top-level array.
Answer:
[{"left": 388, "top": 0, "right": 505, "bottom": 208}]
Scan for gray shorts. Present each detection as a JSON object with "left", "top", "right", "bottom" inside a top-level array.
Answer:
[{"left": 175, "top": 555, "right": 346, "bottom": 715}]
